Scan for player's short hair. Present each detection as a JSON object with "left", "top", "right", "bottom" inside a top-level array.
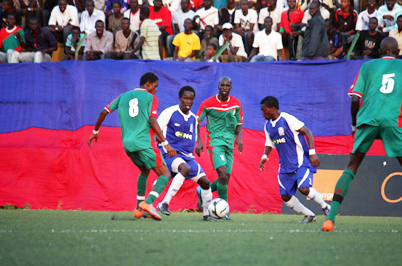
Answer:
[
  {"left": 140, "top": 72, "right": 158, "bottom": 86},
  {"left": 140, "top": 6, "right": 150, "bottom": 17},
  {"left": 122, "top": 17, "right": 130, "bottom": 23},
  {"left": 86, "top": 0, "right": 94, "bottom": 5},
  {"left": 397, "top": 15, "right": 402, "bottom": 21},
  {"left": 179, "top": 86, "right": 195, "bottom": 98},
  {"left": 260, "top": 96, "right": 279, "bottom": 110},
  {"left": 95, "top": 20, "right": 104, "bottom": 26},
  {"left": 207, "top": 43, "right": 217, "bottom": 51},
  {"left": 219, "top": 76, "right": 231, "bottom": 85},
  {"left": 71, "top": 26, "right": 81, "bottom": 32},
  {"left": 113, "top": 1, "right": 122, "bottom": 7},
  {"left": 369, "top": 17, "right": 378, "bottom": 23},
  {"left": 205, "top": 25, "right": 213, "bottom": 31}
]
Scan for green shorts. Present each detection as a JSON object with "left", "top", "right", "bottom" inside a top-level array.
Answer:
[
  {"left": 353, "top": 125, "right": 402, "bottom": 157},
  {"left": 207, "top": 145, "right": 234, "bottom": 174},
  {"left": 126, "top": 147, "right": 166, "bottom": 170}
]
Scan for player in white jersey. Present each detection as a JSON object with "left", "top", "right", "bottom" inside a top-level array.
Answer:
[
  {"left": 259, "top": 96, "right": 330, "bottom": 223},
  {"left": 157, "top": 86, "right": 216, "bottom": 221}
]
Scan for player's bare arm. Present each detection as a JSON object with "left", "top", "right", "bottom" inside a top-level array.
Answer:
[
  {"left": 351, "top": 95, "right": 361, "bottom": 132},
  {"left": 195, "top": 124, "right": 204, "bottom": 157},
  {"left": 259, "top": 146, "right": 272, "bottom": 171},
  {"left": 88, "top": 109, "right": 109, "bottom": 148},
  {"left": 234, "top": 124, "right": 243, "bottom": 153},
  {"left": 149, "top": 116, "right": 177, "bottom": 158},
  {"left": 298, "top": 126, "right": 320, "bottom": 167}
]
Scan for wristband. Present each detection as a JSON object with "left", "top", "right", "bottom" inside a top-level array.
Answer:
[
  {"left": 160, "top": 140, "right": 169, "bottom": 147},
  {"left": 352, "top": 125, "right": 356, "bottom": 132},
  {"left": 93, "top": 129, "right": 99, "bottom": 134},
  {"left": 261, "top": 154, "right": 268, "bottom": 160},
  {"left": 309, "top": 149, "right": 316, "bottom": 155}
]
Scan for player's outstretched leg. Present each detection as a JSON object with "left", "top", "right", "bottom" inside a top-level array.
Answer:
[
  {"left": 197, "top": 176, "right": 216, "bottom": 221},
  {"left": 302, "top": 187, "right": 331, "bottom": 215},
  {"left": 284, "top": 195, "right": 316, "bottom": 224},
  {"left": 157, "top": 173, "right": 186, "bottom": 216},
  {"left": 140, "top": 173, "right": 170, "bottom": 221}
]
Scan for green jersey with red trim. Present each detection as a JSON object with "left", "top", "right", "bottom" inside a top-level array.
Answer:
[
  {"left": 197, "top": 95, "right": 243, "bottom": 147},
  {"left": 348, "top": 57, "right": 402, "bottom": 127},
  {"left": 105, "top": 88, "right": 158, "bottom": 152},
  {"left": 0, "top": 26, "right": 25, "bottom": 51}
]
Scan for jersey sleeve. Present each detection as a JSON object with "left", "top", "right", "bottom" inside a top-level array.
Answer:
[
  {"left": 348, "top": 70, "right": 364, "bottom": 98},
  {"left": 196, "top": 100, "right": 208, "bottom": 124},
  {"left": 105, "top": 95, "right": 121, "bottom": 113},
  {"left": 264, "top": 122, "right": 275, "bottom": 148},
  {"left": 283, "top": 113, "right": 304, "bottom": 132},
  {"left": 157, "top": 107, "right": 173, "bottom": 131},
  {"left": 149, "top": 94, "right": 158, "bottom": 118}
]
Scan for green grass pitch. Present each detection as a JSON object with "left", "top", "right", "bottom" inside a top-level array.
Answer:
[{"left": 1, "top": 210, "right": 401, "bottom": 265}]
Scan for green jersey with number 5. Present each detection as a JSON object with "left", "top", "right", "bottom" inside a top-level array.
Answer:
[
  {"left": 348, "top": 58, "right": 402, "bottom": 127},
  {"left": 105, "top": 88, "right": 159, "bottom": 152}
]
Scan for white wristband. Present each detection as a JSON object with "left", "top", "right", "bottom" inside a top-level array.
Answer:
[
  {"left": 309, "top": 149, "right": 316, "bottom": 155},
  {"left": 352, "top": 125, "right": 357, "bottom": 132},
  {"left": 161, "top": 140, "right": 169, "bottom": 147},
  {"left": 261, "top": 154, "right": 268, "bottom": 160},
  {"left": 93, "top": 129, "right": 99, "bottom": 134}
]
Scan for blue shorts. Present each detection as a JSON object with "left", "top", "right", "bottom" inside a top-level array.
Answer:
[
  {"left": 278, "top": 166, "right": 313, "bottom": 196},
  {"left": 164, "top": 153, "right": 206, "bottom": 181}
]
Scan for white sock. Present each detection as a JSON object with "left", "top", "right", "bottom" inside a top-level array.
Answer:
[
  {"left": 161, "top": 173, "right": 185, "bottom": 204},
  {"left": 285, "top": 196, "right": 315, "bottom": 216},
  {"left": 201, "top": 188, "right": 213, "bottom": 216},
  {"left": 307, "top": 187, "right": 328, "bottom": 209}
]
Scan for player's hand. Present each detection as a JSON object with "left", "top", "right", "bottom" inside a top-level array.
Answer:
[
  {"left": 165, "top": 144, "right": 177, "bottom": 158},
  {"left": 234, "top": 137, "right": 243, "bottom": 153},
  {"left": 195, "top": 141, "right": 203, "bottom": 157},
  {"left": 259, "top": 158, "right": 268, "bottom": 171},
  {"left": 88, "top": 133, "right": 98, "bottom": 148},
  {"left": 309, "top": 154, "right": 320, "bottom": 167}
]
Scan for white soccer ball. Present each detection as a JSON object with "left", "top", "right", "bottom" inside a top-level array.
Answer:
[{"left": 208, "top": 198, "right": 229, "bottom": 219}]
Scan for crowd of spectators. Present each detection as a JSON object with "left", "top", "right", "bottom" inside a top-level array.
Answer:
[{"left": 0, "top": 0, "right": 401, "bottom": 63}]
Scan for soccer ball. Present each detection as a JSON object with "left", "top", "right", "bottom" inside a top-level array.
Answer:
[{"left": 208, "top": 198, "right": 229, "bottom": 219}]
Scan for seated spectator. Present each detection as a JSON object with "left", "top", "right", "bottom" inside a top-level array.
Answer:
[
  {"left": 205, "top": 43, "right": 219, "bottom": 61},
  {"left": 248, "top": 16, "right": 284, "bottom": 61},
  {"left": 83, "top": 20, "right": 113, "bottom": 60},
  {"left": 74, "top": 0, "right": 87, "bottom": 16},
  {"left": 149, "top": 0, "right": 173, "bottom": 55},
  {"left": 163, "top": 0, "right": 181, "bottom": 13},
  {"left": 326, "top": 18, "right": 344, "bottom": 59},
  {"left": 80, "top": 0, "right": 105, "bottom": 34},
  {"left": 107, "top": 1, "right": 123, "bottom": 34},
  {"left": 301, "top": 0, "right": 330, "bottom": 24},
  {"left": 234, "top": 0, "right": 257, "bottom": 55},
  {"left": 106, "top": 17, "right": 140, "bottom": 59},
  {"left": 42, "top": 0, "right": 58, "bottom": 27},
  {"left": 301, "top": 0, "right": 334, "bottom": 14},
  {"left": 172, "top": 0, "right": 195, "bottom": 34},
  {"left": 11, "top": 17, "right": 57, "bottom": 63},
  {"left": 123, "top": 0, "right": 140, "bottom": 32},
  {"left": 354, "top": 17, "right": 384, "bottom": 59},
  {"left": 356, "top": 0, "right": 378, "bottom": 32},
  {"left": 258, "top": 0, "right": 283, "bottom": 31},
  {"left": 0, "top": 13, "right": 26, "bottom": 62},
  {"left": 1, "top": 0, "right": 22, "bottom": 28},
  {"left": 377, "top": 0, "right": 402, "bottom": 33},
  {"left": 94, "top": 0, "right": 106, "bottom": 11},
  {"left": 105, "top": 0, "right": 128, "bottom": 18},
  {"left": 302, "top": 1, "right": 328, "bottom": 60},
  {"left": 169, "top": 18, "right": 200, "bottom": 61},
  {"left": 387, "top": 15, "right": 402, "bottom": 57},
  {"left": 47, "top": 0, "right": 79, "bottom": 44},
  {"left": 194, "top": 0, "right": 219, "bottom": 35},
  {"left": 64, "top": 26, "right": 86, "bottom": 60},
  {"left": 334, "top": 0, "right": 357, "bottom": 35},
  {"left": 20, "top": 0, "right": 44, "bottom": 29},
  {"left": 279, "top": 0, "right": 304, "bottom": 60},
  {"left": 217, "top": 0, "right": 236, "bottom": 32},
  {"left": 218, "top": 22, "right": 247, "bottom": 62},
  {"left": 126, "top": 6, "right": 161, "bottom": 60},
  {"left": 200, "top": 25, "right": 218, "bottom": 61}
]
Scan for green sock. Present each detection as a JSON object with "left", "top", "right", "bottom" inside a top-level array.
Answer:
[
  {"left": 145, "top": 175, "right": 169, "bottom": 204},
  {"left": 137, "top": 173, "right": 148, "bottom": 208},
  {"left": 210, "top": 179, "right": 218, "bottom": 192},
  {"left": 216, "top": 181, "right": 228, "bottom": 202},
  {"left": 327, "top": 169, "right": 355, "bottom": 222}
]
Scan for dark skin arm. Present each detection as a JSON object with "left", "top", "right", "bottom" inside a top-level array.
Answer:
[
  {"left": 259, "top": 146, "right": 272, "bottom": 170},
  {"left": 298, "top": 125, "right": 320, "bottom": 167},
  {"left": 247, "top": 47, "right": 258, "bottom": 62},
  {"left": 149, "top": 116, "right": 177, "bottom": 157},
  {"left": 234, "top": 124, "right": 243, "bottom": 153},
  {"left": 351, "top": 95, "right": 360, "bottom": 128},
  {"left": 195, "top": 123, "right": 203, "bottom": 157},
  {"left": 127, "top": 36, "right": 145, "bottom": 58},
  {"left": 88, "top": 109, "right": 108, "bottom": 147}
]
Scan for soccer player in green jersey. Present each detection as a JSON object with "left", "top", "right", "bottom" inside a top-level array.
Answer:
[
  {"left": 88, "top": 72, "right": 177, "bottom": 221},
  {"left": 322, "top": 37, "right": 402, "bottom": 232},
  {"left": 195, "top": 76, "right": 243, "bottom": 220}
]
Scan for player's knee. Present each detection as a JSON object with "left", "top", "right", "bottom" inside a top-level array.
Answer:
[
  {"left": 281, "top": 194, "right": 291, "bottom": 202},
  {"left": 178, "top": 163, "right": 190, "bottom": 177},
  {"left": 298, "top": 187, "right": 309, "bottom": 196},
  {"left": 198, "top": 177, "right": 210, "bottom": 190}
]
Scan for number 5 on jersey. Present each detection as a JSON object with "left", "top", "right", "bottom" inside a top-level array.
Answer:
[{"left": 380, "top": 73, "right": 395, "bottom": 94}]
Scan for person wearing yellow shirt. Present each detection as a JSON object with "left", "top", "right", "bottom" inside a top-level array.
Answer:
[{"left": 171, "top": 18, "right": 201, "bottom": 61}]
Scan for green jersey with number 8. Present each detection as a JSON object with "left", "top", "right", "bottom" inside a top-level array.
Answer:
[
  {"left": 105, "top": 88, "right": 159, "bottom": 152},
  {"left": 348, "top": 58, "right": 402, "bottom": 127}
]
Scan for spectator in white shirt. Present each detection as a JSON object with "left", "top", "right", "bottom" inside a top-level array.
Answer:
[
  {"left": 80, "top": 0, "right": 106, "bottom": 34},
  {"left": 248, "top": 16, "right": 284, "bottom": 61},
  {"left": 234, "top": 0, "right": 258, "bottom": 54},
  {"left": 258, "top": 0, "right": 283, "bottom": 31},
  {"left": 47, "top": 0, "right": 79, "bottom": 44},
  {"left": 124, "top": 0, "right": 141, "bottom": 32},
  {"left": 163, "top": 0, "right": 181, "bottom": 13},
  {"left": 173, "top": 0, "right": 195, "bottom": 33},
  {"left": 218, "top": 22, "right": 247, "bottom": 62},
  {"left": 194, "top": 0, "right": 219, "bottom": 33},
  {"left": 356, "top": 0, "right": 378, "bottom": 31}
]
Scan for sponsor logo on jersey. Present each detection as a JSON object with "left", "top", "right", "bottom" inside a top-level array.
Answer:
[
  {"left": 273, "top": 137, "right": 286, "bottom": 144},
  {"left": 175, "top": 131, "right": 193, "bottom": 140},
  {"left": 278, "top": 127, "right": 285, "bottom": 136}
]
